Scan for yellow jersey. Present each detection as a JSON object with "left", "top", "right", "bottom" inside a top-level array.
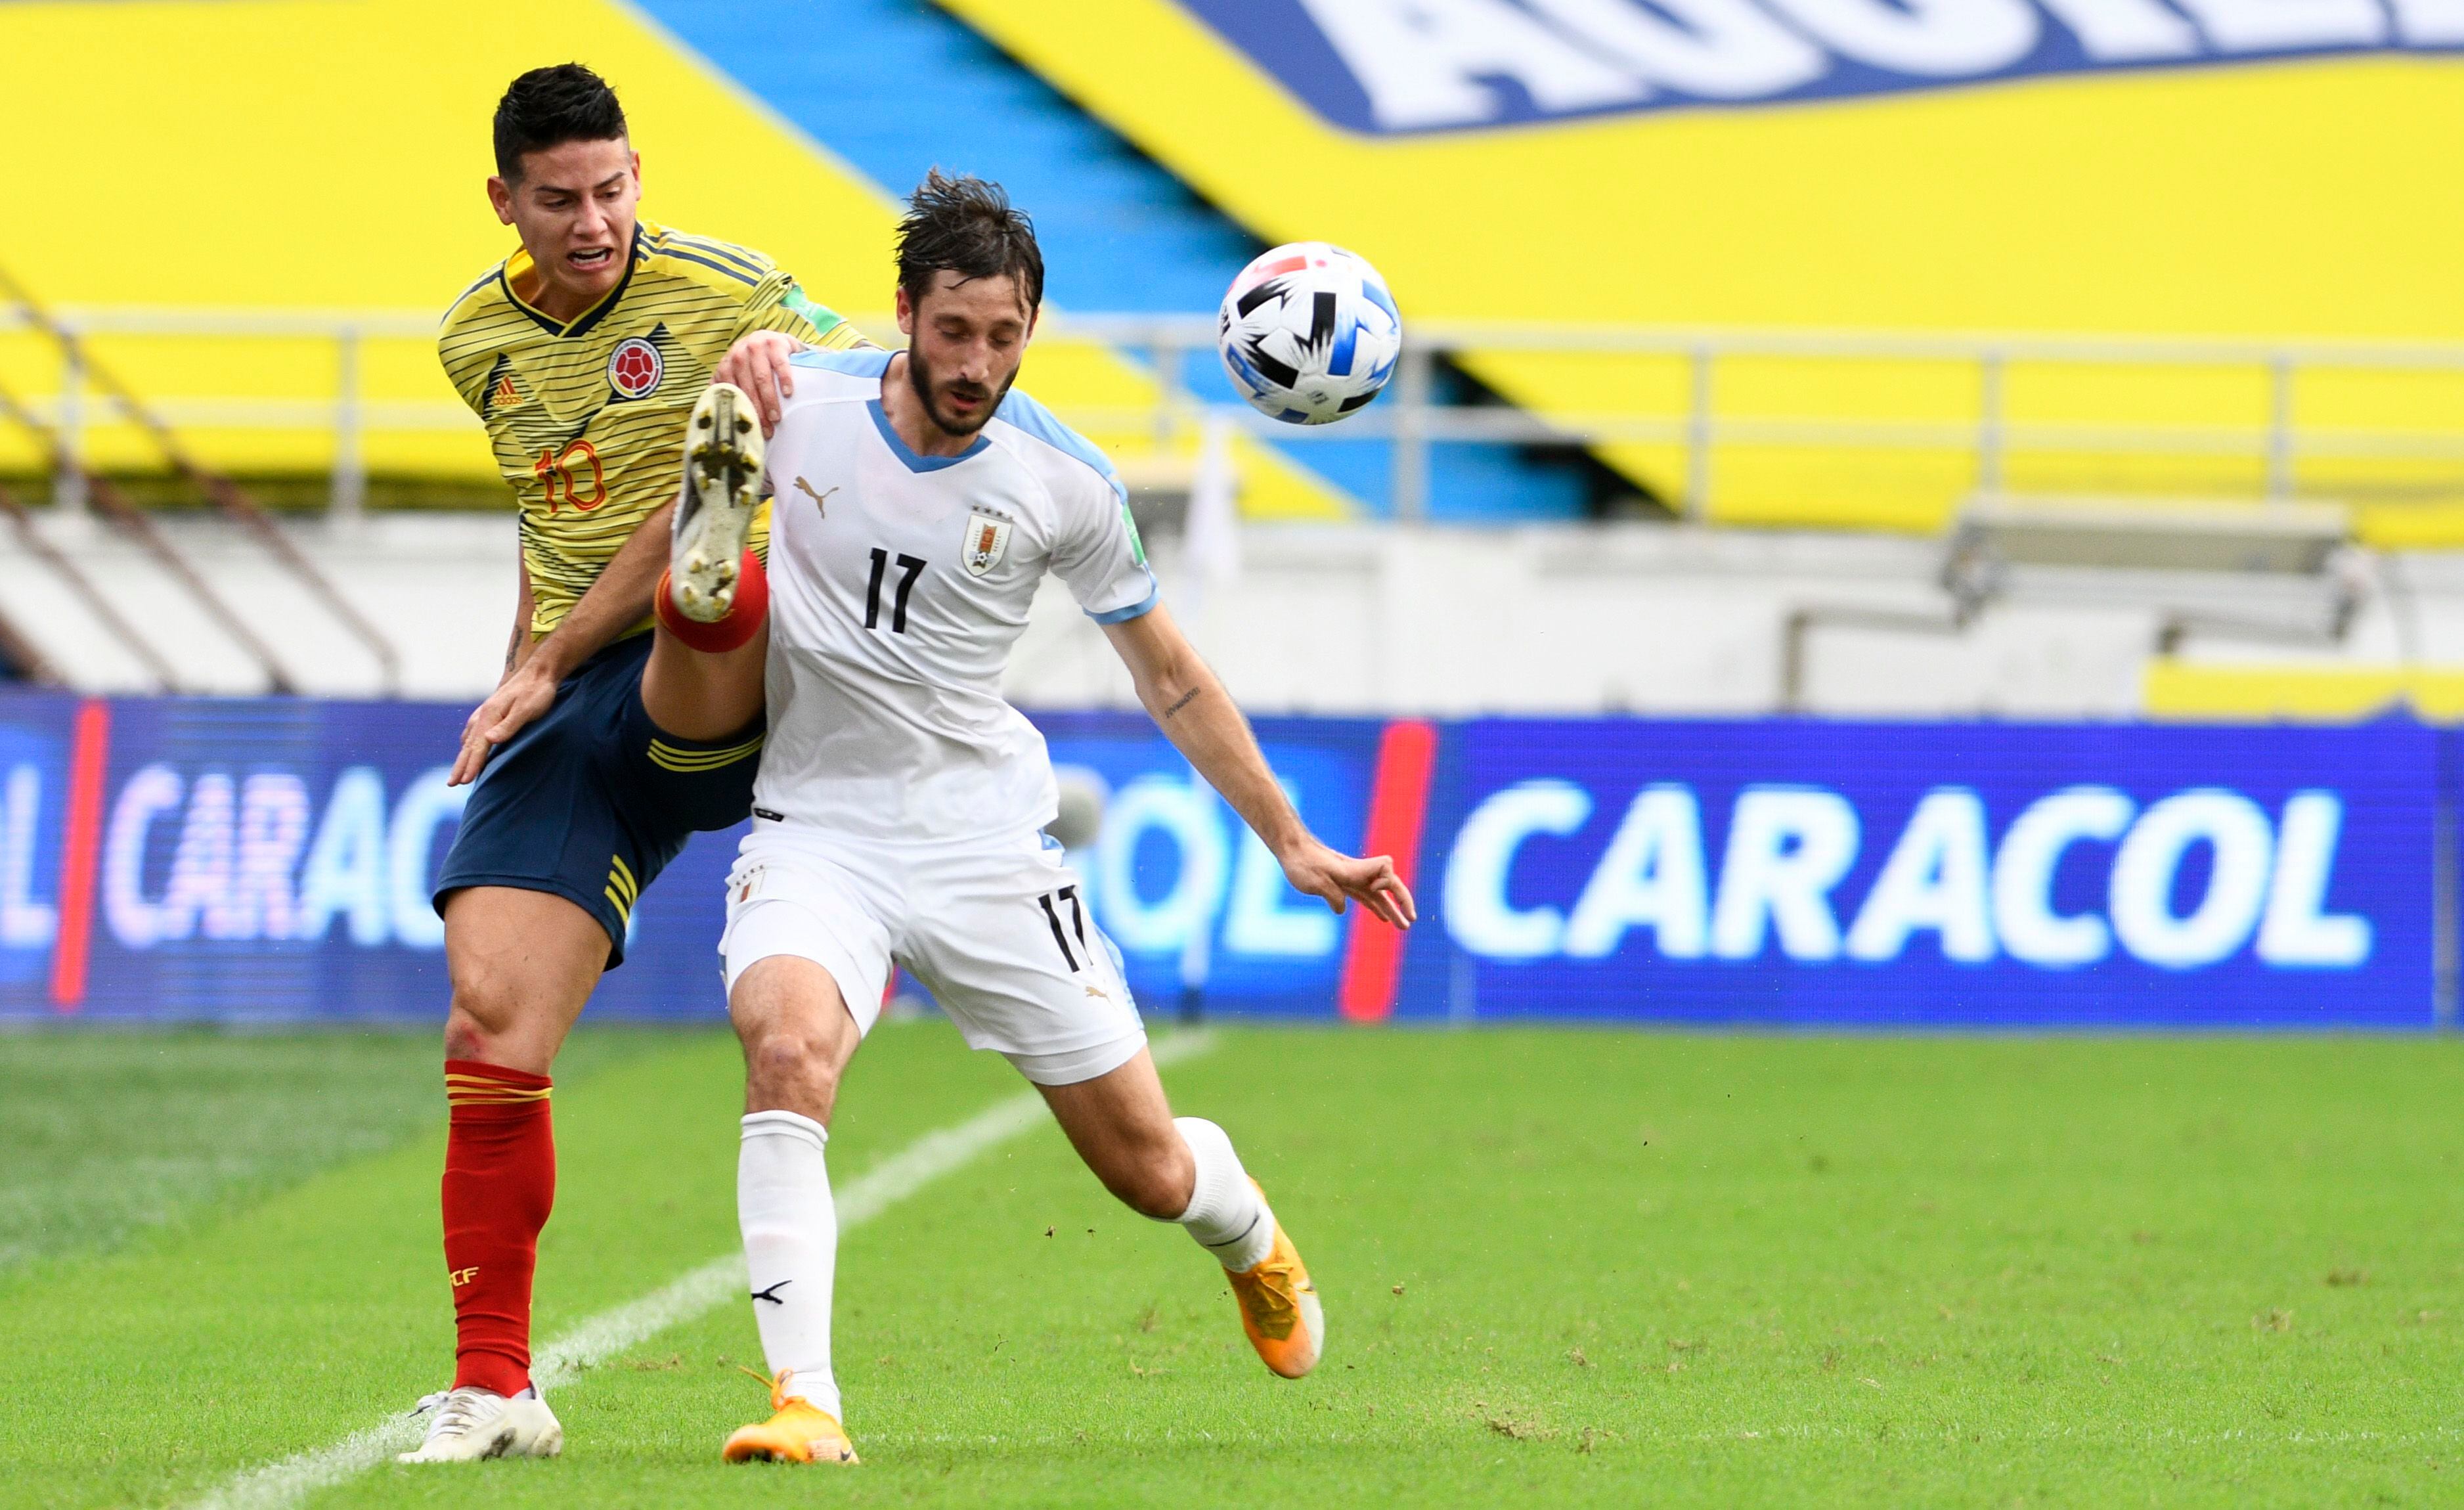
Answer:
[{"left": 439, "top": 221, "right": 869, "bottom": 636}]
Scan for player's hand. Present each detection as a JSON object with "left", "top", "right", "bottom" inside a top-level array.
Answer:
[
  {"left": 715, "top": 331, "right": 805, "bottom": 437},
  {"left": 1277, "top": 837, "right": 1417, "bottom": 930},
  {"left": 451, "top": 661, "right": 558, "bottom": 786}
]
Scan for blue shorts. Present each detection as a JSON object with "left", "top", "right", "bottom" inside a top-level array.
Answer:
[{"left": 433, "top": 632, "right": 762, "bottom": 967}]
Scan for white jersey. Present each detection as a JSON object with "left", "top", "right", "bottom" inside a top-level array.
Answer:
[{"left": 750, "top": 346, "right": 1158, "bottom": 844}]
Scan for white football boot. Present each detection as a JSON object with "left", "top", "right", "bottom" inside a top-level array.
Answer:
[
  {"left": 669, "top": 381, "right": 765, "bottom": 623},
  {"left": 396, "top": 1385, "right": 563, "bottom": 1463}
]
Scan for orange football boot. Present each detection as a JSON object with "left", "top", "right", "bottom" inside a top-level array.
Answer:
[
  {"left": 720, "top": 1368, "right": 858, "bottom": 1465},
  {"left": 1225, "top": 1180, "right": 1325, "bottom": 1379}
]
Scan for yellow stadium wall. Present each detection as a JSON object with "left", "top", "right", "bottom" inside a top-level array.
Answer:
[
  {"left": 943, "top": 0, "right": 2464, "bottom": 534},
  {"left": 2145, "top": 662, "right": 2464, "bottom": 723},
  {"left": 0, "top": 0, "right": 1344, "bottom": 518}
]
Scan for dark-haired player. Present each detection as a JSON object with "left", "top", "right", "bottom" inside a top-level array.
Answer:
[
  {"left": 657, "top": 172, "right": 1417, "bottom": 1466},
  {"left": 399, "top": 63, "right": 867, "bottom": 1463}
]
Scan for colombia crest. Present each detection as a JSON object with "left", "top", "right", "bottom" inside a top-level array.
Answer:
[
  {"left": 606, "top": 337, "right": 663, "bottom": 399},
  {"left": 962, "top": 512, "right": 1013, "bottom": 577}
]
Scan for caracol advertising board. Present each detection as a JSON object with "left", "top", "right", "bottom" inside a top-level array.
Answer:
[
  {"left": 0, "top": 694, "right": 2442, "bottom": 1027},
  {"left": 0, "top": 696, "right": 739, "bottom": 1021},
  {"left": 1404, "top": 718, "right": 2440, "bottom": 1026}
]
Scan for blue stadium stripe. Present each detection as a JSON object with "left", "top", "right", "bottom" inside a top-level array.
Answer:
[{"left": 630, "top": 0, "right": 1590, "bottom": 522}]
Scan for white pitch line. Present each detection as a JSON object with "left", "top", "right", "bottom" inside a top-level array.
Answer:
[{"left": 187, "top": 1030, "right": 1218, "bottom": 1510}]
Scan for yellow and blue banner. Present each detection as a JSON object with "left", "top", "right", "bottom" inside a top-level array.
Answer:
[
  {"left": 1187, "top": 0, "right": 2462, "bottom": 133},
  {"left": 944, "top": 0, "right": 2464, "bottom": 529},
  {"left": 0, "top": 0, "right": 1349, "bottom": 517}
]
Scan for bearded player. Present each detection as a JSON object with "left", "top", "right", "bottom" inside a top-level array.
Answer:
[
  {"left": 398, "top": 64, "right": 869, "bottom": 1463},
  {"left": 650, "top": 172, "right": 1416, "bottom": 1465}
]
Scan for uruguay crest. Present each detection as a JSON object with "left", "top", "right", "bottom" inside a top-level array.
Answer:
[
  {"left": 606, "top": 336, "right": 663, "bottom": 399},
  {"left": 962, "top": 512, "right": 1013, "bottom": 577}
]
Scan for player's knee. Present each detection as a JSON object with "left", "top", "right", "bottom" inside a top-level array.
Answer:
[
  {"left": 743, "top": 1019, "right": 845, "bottom": 1102},
  {"left": 444, "top": 973, "right": 525, "bottom": 1060},
  {"left": 441, "top": 1002, "right": 499, "bottom": 1062}
]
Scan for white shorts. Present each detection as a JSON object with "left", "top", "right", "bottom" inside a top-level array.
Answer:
[{"left": 718, "top": 828, "right": 1146, "bottom": 1086}]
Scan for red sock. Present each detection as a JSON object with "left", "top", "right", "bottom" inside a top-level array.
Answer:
[
  {"left": 655, "top": 550, "right": 768, "bottom": 654},
  {"left": 441, "top": 1059, "right": 556, "bottom": 1397}
]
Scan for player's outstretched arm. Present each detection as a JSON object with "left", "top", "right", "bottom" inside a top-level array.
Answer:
[
  {"left": 1102, "top": 605, "right": 1415, "bottom": 930},
  {"left": 449, "top": 500, "right": 679, "bottom": 786}
]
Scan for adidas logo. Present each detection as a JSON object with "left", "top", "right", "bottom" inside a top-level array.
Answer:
[{"left": 493, "top": 374, "right": 526, "bottom": 409}]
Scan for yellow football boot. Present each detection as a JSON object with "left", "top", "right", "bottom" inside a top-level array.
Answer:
[
  {"left": 720, "top": 1368, "right": 858, "bottom": 1465},
  {"left": 1225, "top": 1180, "right": 1324, "bottom": 1379}
]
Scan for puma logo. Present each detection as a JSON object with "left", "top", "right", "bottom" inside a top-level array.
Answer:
[
  {"left": 751, "top": 1280, "right": 794, "bottom": 1305},
  {"left": 1084, "top": 985, "right": 1109, "bottom": 1000},
  {"left": 793, "top": 476, "right": 836, "bottom": 514}
]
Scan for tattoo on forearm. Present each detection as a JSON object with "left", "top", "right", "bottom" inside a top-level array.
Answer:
[{"left": 1161, "top": 686, "right": 1202, "bottom": 719}]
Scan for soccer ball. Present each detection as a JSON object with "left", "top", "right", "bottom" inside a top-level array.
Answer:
[{"left": 1216, "top": 242, "right": 1401, "bottom": 426}]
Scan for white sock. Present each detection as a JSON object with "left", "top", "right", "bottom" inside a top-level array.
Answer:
[
  {"left": 1170, "top": 1117, "right": 1275, "bottom": 1272},
  {"left": 738, "top": 1109, "right": 842, "bottom": 1420}
]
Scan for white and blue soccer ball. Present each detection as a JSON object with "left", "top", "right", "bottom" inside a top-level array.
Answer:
[{"left": 1216, "top": 242, "right": 1401, "bottom": 426}]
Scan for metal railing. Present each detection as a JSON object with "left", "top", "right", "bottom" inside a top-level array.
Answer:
[
  {"left": 0, "top": 305, "right": 452, "bottom": 518},
  {"left": 0, "top": 281, "right": 405, "bottom": 692},
  {"left": 1071, "top": 316, "right": 2464, "bottom": 520},
  {"left": 7, "top": 307, "right": 2464, "bottom": 523}
]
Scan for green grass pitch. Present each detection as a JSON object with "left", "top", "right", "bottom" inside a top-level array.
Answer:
[{"left": 3, "top": 1023, "right": 2461, "bottom": 1508}]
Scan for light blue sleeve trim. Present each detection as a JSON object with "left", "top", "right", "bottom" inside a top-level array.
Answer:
[
  {"left": 1086, "top": 575, "right": 1160, "bottom": 624},
  {"left": 994, "top": 388, "right": 1130, "bottom": 507},
  {"left": 789, "top": 347, "right": 894, "bottom": 377}
]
